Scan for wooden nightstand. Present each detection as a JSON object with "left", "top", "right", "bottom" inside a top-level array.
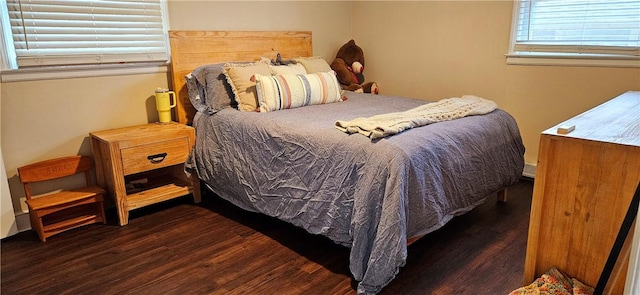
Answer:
[{"left": 90, "top": 122, "right": 201, "bottom": 225}]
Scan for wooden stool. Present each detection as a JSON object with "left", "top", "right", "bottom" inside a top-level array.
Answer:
[{"left": 18, "top": 156, "right": 106, "bottom": 242}]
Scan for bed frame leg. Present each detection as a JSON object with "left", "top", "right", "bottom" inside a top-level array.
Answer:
[{"left": 497, "top": 188, "right": 508, "bottom": 202}]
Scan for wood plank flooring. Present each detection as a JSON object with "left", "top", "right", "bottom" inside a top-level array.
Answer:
[{"left": 1, "top": 179, "right": 533, "bottom": 294}]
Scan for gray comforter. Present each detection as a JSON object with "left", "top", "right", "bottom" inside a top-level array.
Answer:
[{"left": 189, "top": 91, "right": 525, "bottom": 294}]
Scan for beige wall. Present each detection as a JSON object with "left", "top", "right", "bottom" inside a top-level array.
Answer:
[
  {"left": 167, "top": 1, "right": 352, "bottom": 60},
  {"left": 0, "top": 1, "right": 352, "bottom": 218},
  {"left": 352, "top": 1, "right": 640, "bottom": 166},
  {"left": 2, "top": 73, "right": 169, "bottom": 213}
]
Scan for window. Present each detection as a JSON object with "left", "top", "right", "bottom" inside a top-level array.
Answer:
[
  {"left": 0, "top": 0, "right": 169, "bottom": 70},
  {"left": 508, "top": 0, "right": 640, "bottom": 67}
]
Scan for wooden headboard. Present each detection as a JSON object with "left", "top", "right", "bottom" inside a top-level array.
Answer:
[{"left": 168, "top": 31, "right": 313, "bottom": 125}]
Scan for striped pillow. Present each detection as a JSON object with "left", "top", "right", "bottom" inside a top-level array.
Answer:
[{"left": 254, "top": 71, "right": 343, "bottom": 112}]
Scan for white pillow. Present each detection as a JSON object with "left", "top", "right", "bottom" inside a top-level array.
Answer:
[{"left": 254, "top": 71, "right": 343, "bottom": 112}]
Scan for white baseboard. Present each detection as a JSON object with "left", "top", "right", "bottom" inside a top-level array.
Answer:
[{"left": 523, "top": 163, "right": 536, "bottom": 179}]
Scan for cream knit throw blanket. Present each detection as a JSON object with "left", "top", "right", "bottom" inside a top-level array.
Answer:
[{"left": 335, "top": 95, "right": 497, "bottom": 139}]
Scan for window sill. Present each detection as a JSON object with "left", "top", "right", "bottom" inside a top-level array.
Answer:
[
  {"left": 505, "top": 53, "right": 640, "bottom": 68},
  {"left": 0, "top": 62, "right": 169, "bottom": 83}
]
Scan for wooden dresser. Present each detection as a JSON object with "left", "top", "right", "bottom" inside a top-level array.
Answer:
[{"left": 524, "top": 91, "right": 640, "bottom": 293}]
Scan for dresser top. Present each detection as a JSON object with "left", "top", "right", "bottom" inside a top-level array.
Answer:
[{"left": 543, "top": 91, "right": 640, "bottom": 147}]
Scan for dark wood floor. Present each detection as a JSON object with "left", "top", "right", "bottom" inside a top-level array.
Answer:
[{"left": 2, "top": 178, "right": 533, "bottom": 295}]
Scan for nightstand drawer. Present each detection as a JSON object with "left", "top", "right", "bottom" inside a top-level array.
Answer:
[{"left": 120, "top": 138, "right": 190, "bottom": 175}]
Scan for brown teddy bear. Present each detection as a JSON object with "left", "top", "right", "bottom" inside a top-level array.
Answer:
[{"left": 330, "top": 39, "right": 379, "bottom": 94}]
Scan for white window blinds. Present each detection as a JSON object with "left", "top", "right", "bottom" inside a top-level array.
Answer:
[
  {"left": 513, "top": 0, "right": 640, "bottom": 57},
  {"left": 6, "top": 0, "right": 168, "bottom": 67}
]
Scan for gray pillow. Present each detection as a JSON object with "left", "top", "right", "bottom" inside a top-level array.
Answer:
[{"left": 185, "top": 63, "right": 238, "bottom": 115}]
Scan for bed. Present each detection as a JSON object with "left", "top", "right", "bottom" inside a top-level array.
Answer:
[{"left": 168, "top": 31, "right": 525, "bottom": 294}]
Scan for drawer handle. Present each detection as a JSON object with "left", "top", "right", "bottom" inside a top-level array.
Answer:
[{"left": 147, "top": 153, "right": 168, "bottom": 164}]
